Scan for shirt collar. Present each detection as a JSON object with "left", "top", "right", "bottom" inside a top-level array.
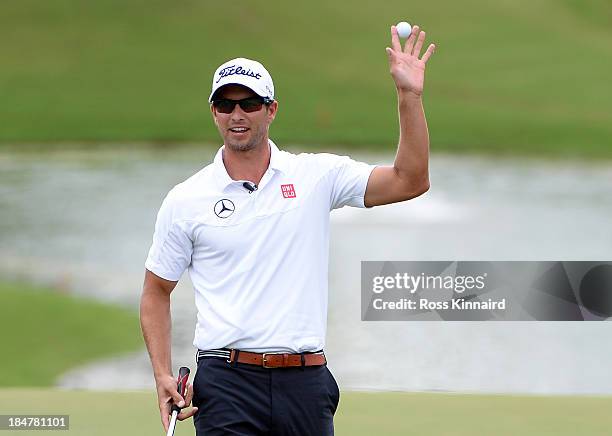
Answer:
[{"left": 213, "top": 139, "right": 287, "bottom": 190}]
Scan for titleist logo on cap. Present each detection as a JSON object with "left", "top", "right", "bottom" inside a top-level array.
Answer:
[{"left": 216, "top": 65, "right": 262, "bottom": 83}]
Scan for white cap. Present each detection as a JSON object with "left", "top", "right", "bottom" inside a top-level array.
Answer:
[{"left": 208, "top": 58, "right": 275, "bottom": 103}]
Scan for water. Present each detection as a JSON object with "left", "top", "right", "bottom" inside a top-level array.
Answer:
[{"left": 1, "top": 146, "right": 611, "bottom": 394}]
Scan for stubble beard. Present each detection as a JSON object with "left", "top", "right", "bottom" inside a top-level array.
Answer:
[{"left": 224, "top": 124, "right": 267, "bottom": 153}]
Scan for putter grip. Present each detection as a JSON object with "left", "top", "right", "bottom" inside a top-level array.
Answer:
[{"left": 171, "top": 366, "right": 191, "bottom": 413}]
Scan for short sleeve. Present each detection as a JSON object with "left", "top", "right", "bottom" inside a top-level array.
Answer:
[
  {"left": 144, "top": 192, "right": 193, "bottom": 281},
  {"left": 327, "top": 155, "right": 376, "bottom": 210}
]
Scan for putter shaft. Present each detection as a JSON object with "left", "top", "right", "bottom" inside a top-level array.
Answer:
[{"left": 166, "top": 410, "right": 178, "bottom": 436}]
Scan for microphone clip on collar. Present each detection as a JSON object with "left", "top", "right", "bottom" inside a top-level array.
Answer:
[{"left": 243, "top": 181, "right": 258, "bottom": 193}]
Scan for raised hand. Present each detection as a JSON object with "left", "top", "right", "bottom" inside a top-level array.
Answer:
[{"left": 386, "top": 24, "right": 436, "bottom": 97}]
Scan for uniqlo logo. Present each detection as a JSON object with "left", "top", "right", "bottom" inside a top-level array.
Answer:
[{"left": 281, "top": 184, "right": 296, "bottom": 198}]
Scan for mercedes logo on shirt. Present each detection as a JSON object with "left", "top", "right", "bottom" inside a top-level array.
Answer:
[{"left": 214, "top": 199, "right": 235, "bottom": 218}]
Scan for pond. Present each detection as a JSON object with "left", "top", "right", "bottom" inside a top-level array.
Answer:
[{"left": 1, "top": 145, "right": 611, "bottom": 394}]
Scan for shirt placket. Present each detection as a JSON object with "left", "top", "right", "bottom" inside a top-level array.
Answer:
[{"left": 252, "top": 170, "right": 275, "bottom": 215}]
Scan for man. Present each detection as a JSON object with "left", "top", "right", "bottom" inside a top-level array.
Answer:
[{"left": 140, "top": 25, "right": 435, "bottom": 435}]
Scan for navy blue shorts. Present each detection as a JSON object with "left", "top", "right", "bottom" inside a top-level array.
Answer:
[{"left": 192, "top": 356, "right": 340, "bottom": 435}]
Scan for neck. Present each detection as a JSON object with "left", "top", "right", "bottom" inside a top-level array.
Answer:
[{"left": 222, "top": 139, "right": 271, "bottom": 185}]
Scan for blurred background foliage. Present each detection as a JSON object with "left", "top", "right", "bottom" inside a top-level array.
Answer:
[{"left": 1, "top": 0, "right": 611, "bottom": 157}]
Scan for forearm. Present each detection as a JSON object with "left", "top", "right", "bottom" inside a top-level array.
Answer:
[
  {"left": 140, "top": 286, "right": 173, "bottom": 381},
  {"left": 393, "top": 90, "right": 430, "bottom": 186}
]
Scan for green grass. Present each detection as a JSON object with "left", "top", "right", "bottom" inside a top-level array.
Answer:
[
  {"left": 0, "top": 281, "right": 142, "bottom": 387},
  {"left": 0, "top": 389, "right": 611, "bottom": 435},
  {"left": 1, "top": 0, "right": 611, "bottom": 157}
]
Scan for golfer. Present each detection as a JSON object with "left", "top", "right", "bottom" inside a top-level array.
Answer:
[{"left": 141, "top": 25, "right": 435, "bottom": 435}]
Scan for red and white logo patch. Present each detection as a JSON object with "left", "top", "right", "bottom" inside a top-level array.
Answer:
[{"left": 281, "top": 184, "right": 296, "bottom": 199}]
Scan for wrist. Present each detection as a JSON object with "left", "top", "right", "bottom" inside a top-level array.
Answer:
[
  {"left": 153, "top": 367, "right": 173, "bottom": 382},
  {"left": 397, "top": 88, "right": 423, "bottom": 100}
]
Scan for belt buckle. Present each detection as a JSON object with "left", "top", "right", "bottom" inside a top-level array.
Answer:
[{"left": 262, "top": 353, "right": 274, "bottom": 368}]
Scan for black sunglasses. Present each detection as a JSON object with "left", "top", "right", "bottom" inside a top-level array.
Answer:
[{"left": 212, "top": 96, "right": 273, "bottom": 114}]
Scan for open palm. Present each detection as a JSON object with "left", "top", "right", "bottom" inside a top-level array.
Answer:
[{"left": 386, "top": 25, "right": 436, "bottom": 96}]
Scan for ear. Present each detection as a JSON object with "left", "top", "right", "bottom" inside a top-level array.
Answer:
[
  {"left": 210, "top": 104, "right": 218, "bottom": 126},
  {"left": 267, "top": 100, "right": 278, "bottom": 123}
]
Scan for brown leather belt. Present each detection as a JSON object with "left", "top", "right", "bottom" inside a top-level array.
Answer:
[{"left": 199, "top": 349, "right": 326, "bottom": 368}]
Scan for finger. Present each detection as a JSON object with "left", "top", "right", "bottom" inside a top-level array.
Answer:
[
  {"left": 385, "top": 47, "right": 395, "bottom": 63},
  {"left": 421, "top": 43, "right": 436, "bottom": 63},
  {"left": 403, "top": 25, "right": 420, "bottom": 54},
  {"left": 412, "top": 30, "right": 426, "bottom": 58},
  {"left": 160, "top": 397, "right": 172, "bottom": 417},
  {"left": 170, "top": 389, "right": 186, "bottom": 408},
  {"left": 390, "top": 25, "right": 401, "bottom": 52},
  {"left": 160, "top": 409, "right": 170, "bottom": 432},
  {"left": 184, "top": 382, "right": 194, "bottom": 406},
  {"left": 178, "top": 407, "right": 199, "bottom": 421}
]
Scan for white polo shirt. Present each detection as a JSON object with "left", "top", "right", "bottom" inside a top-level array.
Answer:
[{"left": 145, "top": 140, "right": 375, "bottom": 353}]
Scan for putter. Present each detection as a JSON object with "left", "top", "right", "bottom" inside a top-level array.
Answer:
[{"left": 166, "top": 366, "right": 190, "bottom": 436}]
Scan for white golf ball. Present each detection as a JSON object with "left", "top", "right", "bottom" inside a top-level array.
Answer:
[{"left": 396, "top": 21, "right": 412, "bottom": 38}]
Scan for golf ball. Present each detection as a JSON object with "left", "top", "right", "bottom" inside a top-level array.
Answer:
[{"left": 396, "top": 21, "right": 412, "bottom": 38}]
